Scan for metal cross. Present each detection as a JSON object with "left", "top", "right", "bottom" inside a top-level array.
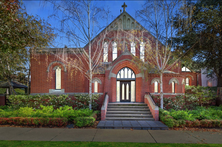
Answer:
[{"left": 122, "top": 2, "right": 127, "bottom": 12}]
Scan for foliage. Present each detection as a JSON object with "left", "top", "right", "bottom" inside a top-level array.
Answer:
[
  {"left": 0, "top": 117, "right": 67, "bottom": 127},
  {"left": 0, "top": 0, "right": 54, "bottom": 94},
  {"left": 74, "top": 94, "right": 100, "bottom": 110},
  {"left": 172, "top": 0, "right": 222, "bottom": 89},
  {"left": 160, "top": 106, "right": 222, "bottom": 128},
  {"left": 8, "top": 94, "right": 73, "bottom": 109},
  {"left": 0, "top": 88, "right": 25, "bottom": 94},
  {"left": 153, "top": 86, "right": 217, "bottom": 110},
  {"left": 74, "top": 117, "right": 95, "bottom": 127},
  {"left": 0, "top": 105, "right": 94, "bottom": 122},
  {"left": 185, "top": 86, "right": 217, "bottom": 108}
]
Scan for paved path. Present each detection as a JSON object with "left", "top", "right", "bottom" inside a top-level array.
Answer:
[
  {"left": 0, "top": 127, "right": 222, "bottom": 144},
  {"left": 97, "top": 121, "right": 168, "bottom": 130}
]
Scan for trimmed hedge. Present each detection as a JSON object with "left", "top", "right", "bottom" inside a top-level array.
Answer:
[
  {"left": 74, "top": 111, "right": 98, "bottom": 127},
  {"left": 0, "top": 117, "right": 68, "bottom": 127},
  {"left": 8, "top": 95, "right": 73, "bottom": 109},
  {"left": 0, "top": 105, "right": 94, "bottom": 122}
]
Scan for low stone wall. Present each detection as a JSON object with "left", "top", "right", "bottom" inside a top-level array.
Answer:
[{"left": 144, "top": 94, "right": 159, "bottom": 121}]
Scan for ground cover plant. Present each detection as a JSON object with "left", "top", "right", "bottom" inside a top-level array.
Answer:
[
  {"left": 160, "top": 107, "right": 222, "bottom": 128},
  {"left": 0, "top": 105, "right": 97, "bottom": 127}
]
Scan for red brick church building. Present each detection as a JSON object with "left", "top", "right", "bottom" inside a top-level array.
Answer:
[{"left": 30, "top": 3, "right": 201, "bottom": 105}]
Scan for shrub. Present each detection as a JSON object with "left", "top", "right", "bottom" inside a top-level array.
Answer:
[
  {"left": 8, "top": 94, "right": 73, "bottom": 109},
  {"left": 0, "top": 105, "right": 94, "bottom": 122},
  {"left": 74, "top": 94, "right": 100, "bottom": 110},
  {"left": 0, "top": 117, "right": 68, "bottom": 127},
  {"left": 74, "top": 117, "right": 95, "bottom": 127}
]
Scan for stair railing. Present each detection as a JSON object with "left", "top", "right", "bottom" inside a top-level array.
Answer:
[
  {"left": 101, "top": 92, "right": 109, "bottom": 121},
  {"left": 144, "top": 92, "right": 159, "bottom": 121}
]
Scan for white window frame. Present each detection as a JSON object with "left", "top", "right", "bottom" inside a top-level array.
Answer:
[
  {"left": 131, "top": 42, "right": 136, "bottom": 56},
  {"left": 94, "top": 81, "right": 98, "bottom": 93},
  {"left": 103, "top": 42, "right": 108, "bottom": 62},
  {"left": 186, "top": 77, "right": 189, "bottom": 86},
  {"left": 55, "top": 66, "right": 61, "bottom": 89},
  {"left": 112, "top": 42, "right": 117, "bottom": 61},
  {"left": 140, "top": 42, "right": 144, "bottom": 61},
  {"left": 172, "top": 81, "right": 175, "bottom": 93},
  {"left": 154, "top": 81, "right": 158, "bottom": 93}
]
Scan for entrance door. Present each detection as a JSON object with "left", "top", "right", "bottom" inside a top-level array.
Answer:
[{"left": 120, "top": 81, "right": 131, "bottom": 102}]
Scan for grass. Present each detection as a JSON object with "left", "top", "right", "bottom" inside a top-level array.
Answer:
[{"left": 0, "top": 141, "right": 221, "bottom": 147}]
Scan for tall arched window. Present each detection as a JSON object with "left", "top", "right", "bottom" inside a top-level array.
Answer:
[
  {"left": 131, "top": 42, "right": 136, "bottom": 56},
  {"left": 94, "top": 81, "right": 98, "bottom": 93},
  {"left": 112, "top": 42, "right": 117, "bottom": 61},
  {"left": 55, "top": 66, "right": 61, "bottom": 89},
  {"left": 154, "top": 81, "right": 158, "bottom": 93},
  {"left": 103, "top": 42, "right": 108, "bottom": 62},
  {"left": 172, "top": 82, "right": 175, "bottom": 93},
  {"left": 140, "top": 42, "right": 144, "bottom": 61},
  {"left": 186, "top": 77, "right": 189, "bottom": 86}
]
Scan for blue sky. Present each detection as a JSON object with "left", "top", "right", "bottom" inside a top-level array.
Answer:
[{"left": 22, "top": 1, "right": 146, "bottom": 48}]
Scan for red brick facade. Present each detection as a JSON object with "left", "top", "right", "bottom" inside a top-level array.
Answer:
[{"left": 30, "top": 11, "right": 200, "bottom": 105}]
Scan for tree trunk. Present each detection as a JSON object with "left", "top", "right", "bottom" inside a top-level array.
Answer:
[
  {"left": 88, "top": 2, "right": 92, "bottom": 110},
  {"left": 160, "top": 72, "right": 163, "bottom": 109},
  {"left": 7, "top": 78, "right": 14, "bottom": 95}
]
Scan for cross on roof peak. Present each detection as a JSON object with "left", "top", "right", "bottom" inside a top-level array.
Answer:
[{"left": 122, "top": 2, "right": 127, "bottom": 12}]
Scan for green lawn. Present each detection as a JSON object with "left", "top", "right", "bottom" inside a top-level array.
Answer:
[{"left": 0, "top": 141, "right": 221, "bottom": 147}]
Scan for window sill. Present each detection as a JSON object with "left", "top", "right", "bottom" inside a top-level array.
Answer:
[{"left": 49, "top": 89, "right": 65, "bottom": 94}]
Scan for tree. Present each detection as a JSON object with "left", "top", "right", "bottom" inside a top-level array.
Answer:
[
  {"left": 0, "top": 0, "right": 55, "bottom": 94},
  {"left": 135, "top": 0, "right": 184, "bottom": 109},
  {"left": 172, "top": 0, "right": 222, "bottom": 105},
  {"left": 42, "top": 0, "right": 109, "bottom": 109}
]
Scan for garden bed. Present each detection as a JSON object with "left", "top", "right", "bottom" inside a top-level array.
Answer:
[{"left": 160, "top": 106, "right": 222, "bottom": 128}]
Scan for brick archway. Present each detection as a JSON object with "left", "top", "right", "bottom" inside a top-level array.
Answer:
[{"left": 109, "top": 59, "right": 140, "bottom": 79}]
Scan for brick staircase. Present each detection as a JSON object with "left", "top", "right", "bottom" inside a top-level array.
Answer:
[{"left": 105, "top": 103, "right": 155, "bottom": 121}]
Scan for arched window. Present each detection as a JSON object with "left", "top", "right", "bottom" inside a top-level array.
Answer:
[
  {"left": 140, "top": 42, "right": 144, "bottom": 61},
  {"left": 55, "top": 66, "right": 61, "bottom": 89},
  {"left": 186, "top": 77, "right": 189, "bottom": 86},
  {"left": 112, "top": 42, "right": 117, "bottom": 61},
  {"left": 103, "top": 42, "right": 108, "bottom": 62},
  {"left": 172, "top": 82, "right": 175, "bottom": 93},
  {"left": 154, "top": 81, "right": 158, "bottom": 93},
  {"left": 94, "top": 81, "right": 98, "bottom": 93},
  {"left": 131, "top": 42, "right": 136, "bottom": 56}
]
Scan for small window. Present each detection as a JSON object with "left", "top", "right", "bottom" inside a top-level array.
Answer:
[
  {"left": 55, "top": 66, "right": 61, "bottom": 89},
  {"left": 112, "top": 42, "right": 117, "bottom": 61},
  {"left": 140, "top": 42, "right": 144, "bottom": 61},
  {"left": 131, "top": 42, "right": 136, "bottom": 56},
  {"left": 207, "top": 80, "right": 212, "bottom": 87},
  {"left": 103, "top": 42, "right": 108, "bottom": 62},
  {"left": 94, "top": 81, "right": 98, "bottom": 93},
  {"left": 182, "top": 67, "right": 191, "bottom": 72},
  {"left": 186, "top": 78, "right": 189, "bottom": 86},
  {"left": 172, "top": 82, "right": 175, "bottom": 93},
  {"left": 154, "top": 81, "right": 158, "bottom": 93}
]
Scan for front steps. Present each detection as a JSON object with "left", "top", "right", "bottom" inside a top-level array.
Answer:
[{"left": 105, "top": 103, "right": 155, "bottom": 121}]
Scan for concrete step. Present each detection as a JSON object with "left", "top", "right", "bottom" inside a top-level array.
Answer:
[
  {"left": 106, "top": 111, "right": 151, "bottom": 114},
  {"left": 107, "top": 108, "right": 149, "bottom": 111},
  {"left": 108, "top": 106, "right": 148, "bottom": 108},
  {"left": 106, "top": 114, "right": 153, "bottom": 117},
  {"left": 105, "top": 117, "right": 155, "bottom": 121},
  {"left": 108, "top": 103, "right": 147, "bottom": 106}
]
